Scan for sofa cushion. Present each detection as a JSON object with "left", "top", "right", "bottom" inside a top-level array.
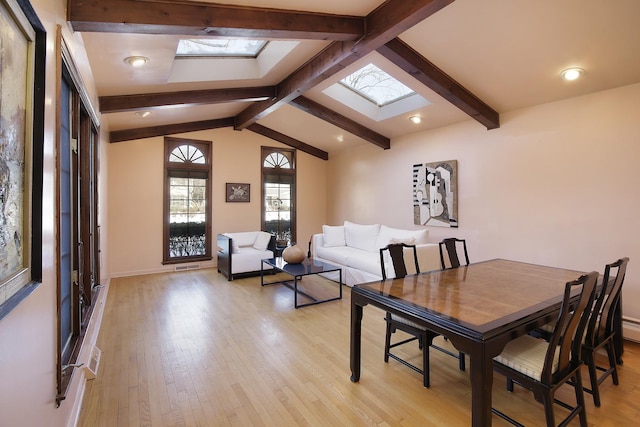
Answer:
[
  {"left": 226, "top": 231, "right": 257, "bottom": 247},
  {"left": 322, "top": 224, "right": 346, "bottom": 247},
  {"left": 253, "top": 231, "right": 272, "bottom": 251},
  {"left": 345, "top": 249, "right": 382, "bottom": 276},
  {"left": 344, "top": 221, "right": 380, "bottom": 252},
  {"left": 374, "top": 225, "right": 429, "bottom": 249},
  {"left": 315, "top": 245, "right": 351, "bottom": 266},
  {"left": 232, "top": 246, "right": 274, "bottom": 274}
]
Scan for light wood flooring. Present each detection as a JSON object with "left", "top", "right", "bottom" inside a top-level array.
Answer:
[{"left": 78, "top": 268, "right": 640, "bottom": 426}]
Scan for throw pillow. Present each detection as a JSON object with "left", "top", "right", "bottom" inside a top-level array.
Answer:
[
  {"left": 232, "top": 241, "right": 240, "bottom": 254},
  {"left": 344, "top": 220, "right": 380, "bottom": 252},
  {"left": 389, "top": 237, "right": 416, "bottom": 246},
  {"left": 322, "top": 225, "right": 346, "bottom": 247},
  {"left": 253, "top": 232, "right": 272, "bottom": 251},
  {"left": 375, "top": 225, "right": 429, "bottom": 249}
]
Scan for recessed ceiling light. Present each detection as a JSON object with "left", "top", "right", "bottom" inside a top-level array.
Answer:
[
  {"left": 124, "top": 56, "right": 149, "bottom": 67},
  {"left": 135, "top": 111, "right": 152, "bottom": 118},
  {"left": 560, "top": 67, "right": 584, "bottom": 81},
  {"left": 336, "top": 134, "right": 344, "bottom": 142},
  {"left": 410, "top": 115, "right": 422, "bottom": 124}
]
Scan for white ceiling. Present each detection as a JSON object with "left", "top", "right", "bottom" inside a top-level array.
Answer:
[{"left": 78, "top": 0, "right": 640, "bottom": 155}]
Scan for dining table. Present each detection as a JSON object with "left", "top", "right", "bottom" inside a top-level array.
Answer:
[{"left": 349, "top": 258, "right": 593, "bottom": 427}]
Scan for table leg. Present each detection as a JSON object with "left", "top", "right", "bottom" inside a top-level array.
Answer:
[
  {"left": 469, "top": 346, "right": 494, "bottom": 427},
  {"left": 350, "top": 299, "right": 363, "bottom": 383}
]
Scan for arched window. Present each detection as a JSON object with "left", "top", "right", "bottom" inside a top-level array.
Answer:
[
  {"left": 262, "top": 147, "right": 296, "bottom": 246},
  {"left": 163, "top": 137, "right": 212, "bottom": 263}
]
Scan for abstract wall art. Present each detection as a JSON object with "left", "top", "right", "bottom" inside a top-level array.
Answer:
[
  {"left": 412, "top": 160, "right": 458, "bottom": 228},
  {"left": 0, "top": 0, "right": 34, "bottom": 309}
]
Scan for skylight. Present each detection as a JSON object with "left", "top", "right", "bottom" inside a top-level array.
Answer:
[
  {"left": 340, "top": 63, "right": 415, "bottom": 106},
  {"left": 323, "top": 60, "right": 430, "bottom": 122},
  {"left": 176, "top": 39, "right": 268, "bottom": 58}
]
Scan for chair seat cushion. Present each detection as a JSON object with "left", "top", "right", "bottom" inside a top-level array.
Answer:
[
  {"left": 390, "top": 313, "right": 426, "bottom": 330},
  {"left": 494, "top": 335, "right": 559, "bottom": 381}
]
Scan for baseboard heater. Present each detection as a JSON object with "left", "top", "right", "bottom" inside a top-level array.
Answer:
[
  {"left": 623, "top": 316, "right": 640, "bottom": 343},
  {"left": 85, "top": 346, "right": 101, "bottom": 380},
  {"left": 175, "top": 264, "right": 201, "bottom": 271}
]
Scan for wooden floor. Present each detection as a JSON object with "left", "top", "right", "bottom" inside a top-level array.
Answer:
[{"left": 78, "top": 268, "right": 640, "bottom": 426}]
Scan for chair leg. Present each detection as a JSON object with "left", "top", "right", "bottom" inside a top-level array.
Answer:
[
  {"left": 574, "top": 371, "right": 588, "bottom": 427},
  {"left": 458, "top": 352, "right": 465, "bottom": 371},
  {"left": 422, "top": 332, "right": 430, "bottom": 388},
  {"left": 506, "top": 377, "right": 514, "bottom": 392},
  {"left": 384, "top": 321, "right": 393, "bottom": 363},
  {"left": 541, "top": 390, "right": 556, "bottom": 427},
  {"left": 605, "top": 342, "right": 620, "bottom": 385},
  {"left": 585, "top": 351, "right": 602, "bottom": 407}
]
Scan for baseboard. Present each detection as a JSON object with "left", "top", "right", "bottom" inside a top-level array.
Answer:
[
  {"left": 623, "top": 317, "right": 640, "bottom": 343},
  {"left": 110, "top": 260, "right": 216, "bottom": 278},
  {"left": 67, "top": 279, "right": 110, "bottom": 427}
]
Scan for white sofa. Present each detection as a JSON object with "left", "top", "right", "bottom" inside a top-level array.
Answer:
[
  {"left": 312, "top": 221, "right": 441, "bottom": 286},
  {"left": 217, "top": 231, "right": 275, "bottom": 280}
]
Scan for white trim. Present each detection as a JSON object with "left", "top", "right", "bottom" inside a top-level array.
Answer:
[
  {"left": 623, "top": 316, "right": 640, "bottom": 343},
  {"left": 110, "top": 261, "right": 216, "bottom": 278},
  {"left": 67, "top": 279, "right": 110, "bottom": 427}
]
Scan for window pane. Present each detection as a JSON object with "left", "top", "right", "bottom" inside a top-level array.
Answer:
[
  {"left": 169, "top": 144, "right": 205, "bottom": 164},
  {"left": 176, "top": 39, "right": 267, "bottom": 57},
  {"left": 168, "top": 175, "right": 208, "bottom": 257},
  {"left": 340, "top": 63, "right": 415, "bottom": 106},
  {"left": 264, "top": 182, "right": 291, "bottom": 242}
]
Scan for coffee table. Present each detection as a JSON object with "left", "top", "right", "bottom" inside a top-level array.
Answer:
[{"left": 260, "top": 257, "right": 343, "bottom": 308}]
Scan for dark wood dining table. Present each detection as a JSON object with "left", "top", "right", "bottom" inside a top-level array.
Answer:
[{"left": 349, "top": 258, "right": 591, "bottom": 427}]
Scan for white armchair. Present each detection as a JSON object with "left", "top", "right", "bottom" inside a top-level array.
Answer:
[{"left": 217, "top": 232, "right": 275, "bottom": 280}]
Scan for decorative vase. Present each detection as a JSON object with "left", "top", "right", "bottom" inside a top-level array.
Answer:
[{"left": 282, "top": 245, "right": 306, "bottom": 264}]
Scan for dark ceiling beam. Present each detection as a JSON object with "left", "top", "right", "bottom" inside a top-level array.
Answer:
[
  {"left": 233, "top": 0, "right": 454, "bottom": 131},
  {"left": 289, "top": 96, "right": 390, "bottom": 150},
  {"left": 247, "top": 124, "right": 328, "bottom": 161},
  {"left": 377, "top": 38, "right": 500, "bottom": 129},
  {"left": 99, "top": 86, "right": 276, "bottom": 113},
  {"left": 67, "top": 0, "right": 364, "bottom": 40},
  {"left": 109, "top": 117, "right": 235, "bottom": 143}
]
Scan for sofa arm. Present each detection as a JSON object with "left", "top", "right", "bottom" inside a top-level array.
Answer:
[
  {"left": 217, "top": 234, "right": 233, "bottom": 280},
  {"left": 311, "top": 233, "right": 324, "bottom": 259}
]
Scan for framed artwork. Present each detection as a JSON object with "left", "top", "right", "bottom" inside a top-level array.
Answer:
[
  {"left": 226, "top": 183, "right": 250, "bottom": 202},
  {"left": 0, "top": 0, "right": 40, "bottom": 316},
  {"left": 412, "top": 160, "right": 458, "bottom": 228}
]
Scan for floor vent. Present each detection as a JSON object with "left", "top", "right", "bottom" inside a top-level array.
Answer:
[
  {"left": 175, "top": 264, "right": 201, "bottom": 271},
  {"left": 623, "top": 317, "right": 640, "bottom": 343},
  {"left": 85, "top": 346, "right": 101, "bottom": 380}
]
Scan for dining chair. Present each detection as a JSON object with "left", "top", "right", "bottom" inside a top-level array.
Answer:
[
  {"left": 379, "top": 243, "right": 464, "bottom": 388},
  {"left": 581, "top": 257, "right": 629, "bottom": 407},
  {"left": 380, "top": 243, "right": 429, "bottom": 387},
  {"left": 492, "top": 271, "right": 598, "bottom": 427},
  {"left": 439, "top": 237, "right": 470, "bottom": 269},
  {"left": 434, "top": 238, "right": 468, "bottom": 370}
]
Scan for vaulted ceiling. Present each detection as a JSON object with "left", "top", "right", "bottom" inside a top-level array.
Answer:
[{"left": 69, "top": 0, "right": 640, "bottom": 159}]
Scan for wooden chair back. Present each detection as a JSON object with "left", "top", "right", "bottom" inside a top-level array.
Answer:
[
  {"left": 439, "top": 238, "right": 470, "bottom": 269},
  {"left": 585, "top": 257, "right": 629, "bottom": 348},
  {"left": 379, "top": 243, "right": 420, "bottom": 280},
  {"left": 543, "top": 271, "right": 598, "bottom": 383}
]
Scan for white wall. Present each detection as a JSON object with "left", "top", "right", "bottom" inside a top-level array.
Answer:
[
  {"left": 107, "top": 128, "right": 328, "bottom": 277},
  {"left": 327, "top": 82, "right": 640, "bottom": 320},
  {"left": 0, "top": 0, "right": 109, "bottom": 426}
]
